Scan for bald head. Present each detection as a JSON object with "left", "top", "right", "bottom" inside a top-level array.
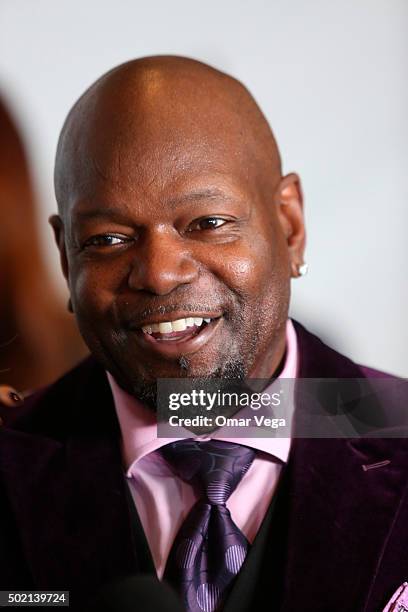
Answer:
[{"left": 54, "top": 55, "right": 282, "bottom": 216}]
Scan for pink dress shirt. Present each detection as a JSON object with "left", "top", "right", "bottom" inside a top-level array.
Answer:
[{"left": 107, "top": 318, "right": 298, "bottom": 579}]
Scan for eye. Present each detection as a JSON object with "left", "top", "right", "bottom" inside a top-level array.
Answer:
[
  {"left": 82, "top": 234, "right": 130, "bottom": 248},
  {"left": 189, "top": 217, "right": 228, "bottom": 231}
]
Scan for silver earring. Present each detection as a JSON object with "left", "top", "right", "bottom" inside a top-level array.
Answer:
[{"left": 298, "top": 262, "right": 308, "bottom": 276}]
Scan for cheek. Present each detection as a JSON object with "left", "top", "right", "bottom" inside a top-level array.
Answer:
[
  {"left": 224, "top": 254, "right": 262, "bottom": 294},
  {"left": 70, "top": 261, "right": 119, "bottom": 320},
  {"left": 214, "top": 230, "right": 288, "bottom": 298}
]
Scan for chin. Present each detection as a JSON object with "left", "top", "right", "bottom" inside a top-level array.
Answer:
[{"left": 115, "top": 355, "right": 248, "bottom": 411}]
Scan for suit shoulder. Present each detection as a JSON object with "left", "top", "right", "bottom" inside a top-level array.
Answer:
[
  {"left": 357, "top": 363, "right": 399, "bottom": 379},
  {"left": 291, "top": 319, "right": 401, "bottom": 380}
]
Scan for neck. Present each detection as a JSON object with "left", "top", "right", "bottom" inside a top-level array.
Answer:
[{"left": 248, "top": 323, "right": 287, "bottom": 380}]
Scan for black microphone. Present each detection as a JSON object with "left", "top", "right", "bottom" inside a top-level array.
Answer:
[{"left": 87, "top": 574, "right": 184, "bottom": 612}]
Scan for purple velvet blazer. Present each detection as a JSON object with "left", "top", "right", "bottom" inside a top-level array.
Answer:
[{"left": 0, "top": 320, "right": 407, "bottom": 611}]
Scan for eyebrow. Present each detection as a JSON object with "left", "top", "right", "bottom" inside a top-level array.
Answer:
[
  {"left": 73, "top": 187, "right": 239, "bottom": 222},
  {"left": 72, "top": 207, "right": 133, "bottom": 223},
  {"left": 167, "top": 187, "right": 236, "bottom": 207}
]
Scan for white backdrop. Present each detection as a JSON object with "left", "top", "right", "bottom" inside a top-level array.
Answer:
[{"left": 1, "top": 0, "right": 407, "bottom": 376}]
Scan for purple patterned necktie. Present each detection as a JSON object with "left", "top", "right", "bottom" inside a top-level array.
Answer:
[{"left": 160, "top": 439, "right": 256, "bottom": 612}]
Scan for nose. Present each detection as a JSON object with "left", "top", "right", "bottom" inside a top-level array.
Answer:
[{"left": 127, "top": 229, "right": 200, "bottom": 295}]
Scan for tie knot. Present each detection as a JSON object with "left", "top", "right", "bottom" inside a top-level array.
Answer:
[{"left": 160, "top": 439, "right": 255, "bottom": 505}]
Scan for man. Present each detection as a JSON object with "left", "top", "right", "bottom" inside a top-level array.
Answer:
[{"left": 0, "top": 56, "right": 407, "bottom": 612}]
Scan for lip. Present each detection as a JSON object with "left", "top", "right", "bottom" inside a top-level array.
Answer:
[{"left": 129, "top": 316, "right": 224, "bottom": 358}]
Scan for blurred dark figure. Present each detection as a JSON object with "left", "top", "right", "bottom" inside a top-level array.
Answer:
[{"left": 0, "top": 96, "right": 87, "bottom": 392}]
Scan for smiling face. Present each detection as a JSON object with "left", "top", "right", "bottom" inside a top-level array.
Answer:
[{"left": 51, "top": 57, "right": 305, "bottom": 404}]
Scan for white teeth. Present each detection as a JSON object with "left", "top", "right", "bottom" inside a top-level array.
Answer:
[
  {"left": 171, "top": 318, "right": 187, "bottom": 332},
  {"left": 141, "top": 316, "right": 215, "bottom": 334},
  {"left": 159, "top": 322, "right": 173, "bottom": 333}
]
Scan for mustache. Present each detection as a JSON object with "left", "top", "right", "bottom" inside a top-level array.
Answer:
[{"left": 119, "top": 301, "right": 225, "bottom": 325}]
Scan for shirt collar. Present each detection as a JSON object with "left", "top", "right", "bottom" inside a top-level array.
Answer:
[{"left": 107, "top": 318, "right": 298, "bottom": 476}]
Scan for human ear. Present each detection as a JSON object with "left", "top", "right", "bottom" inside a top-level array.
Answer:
[
  {"left": 49, "top": 214, "right": 70, "bottom": 283},
  {"left": 275, "top": 173, "right": 306, "bottom": 277}
]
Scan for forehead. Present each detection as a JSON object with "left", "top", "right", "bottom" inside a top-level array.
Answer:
[
  {"left": 66, "top": 109, "right": 265, "bottom": 215},
  {"left": 59, "top": 65, "right": 281, "bottom": 221}
]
